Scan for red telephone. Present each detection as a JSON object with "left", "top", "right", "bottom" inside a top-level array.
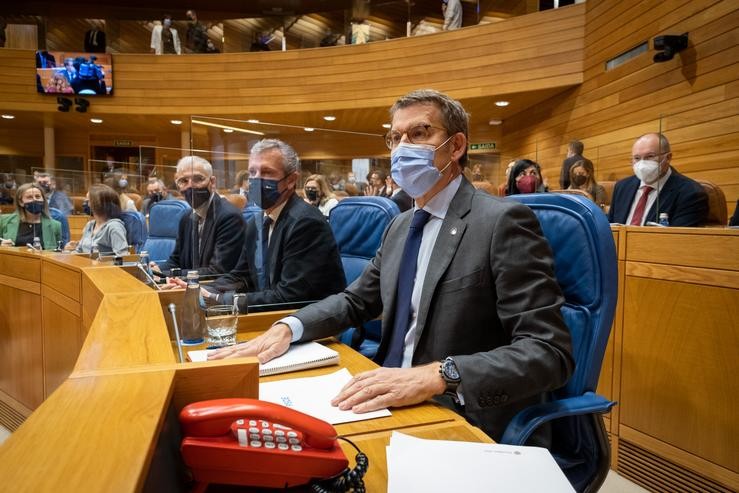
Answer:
[{"left": 179, "top": 398, "right": 349, "bottom": 489}]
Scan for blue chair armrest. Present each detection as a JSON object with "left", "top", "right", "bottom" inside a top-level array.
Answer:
[{"left": 500, "top": 392, "right": 616, "bottom": 445}]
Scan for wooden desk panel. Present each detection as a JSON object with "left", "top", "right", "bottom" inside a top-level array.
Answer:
[
  {"left": 42, "top": 295, "right": 83, "bottom": 399},
  {"left": 625, "top": 227, "right": 739, "bottom": 271},
  {"left": 0, "top": 248, "right": 40, "bottom": 282}
]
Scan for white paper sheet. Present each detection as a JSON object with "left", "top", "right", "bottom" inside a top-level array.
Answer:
[
  {"left": 258, "top": 368, "right": 391, "bottom": 425},
  {"left": 386, "top": 431, "right": 574, "bottom": 493}
]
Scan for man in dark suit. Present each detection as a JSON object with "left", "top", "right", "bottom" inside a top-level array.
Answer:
[
  {"left": 203, "top": 139, "right": 345, "bottom": 310},
  {"left": 153, "top": 156, "right": 245, "bottom": 277},
  {"left": 210, "top": 91, "right": 573, "bottom": 442},
  {"left": 559, "top": 139, "right": 585, "bottom": 189},
  {"left": 608, "top": 133, "right": 708, "bottom": 227}
]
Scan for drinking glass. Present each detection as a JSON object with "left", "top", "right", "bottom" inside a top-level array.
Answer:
[{"left": 205, "top": 305, "right": 238, "bottom": 347}]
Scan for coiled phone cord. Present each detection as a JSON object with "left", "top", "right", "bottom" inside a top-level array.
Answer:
[{"left": 310, "top": 436, "right": 368, "bottom": 493}]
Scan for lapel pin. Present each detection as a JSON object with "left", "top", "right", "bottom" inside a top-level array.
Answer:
[{"left": 450, "top": 227, "right": 457, "bottom": 235}]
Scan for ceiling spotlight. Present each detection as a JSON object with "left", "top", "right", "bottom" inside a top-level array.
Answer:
[
  {"left": 170, "top": 119, "right": 183, "bottom": 125},
  {"left": 488, "top": 119, "right": 503, "bottom": 125},
  {"left": 90, "top": 118, "right": 103, "bottom": 124},
  {"left": 223, "top": 128, "right": 234, "bottom": 133},
  {"left": 323, "top": 115, "right": 336, "bottom": 121},
  {"left": 1, "top": 114, "right": 15, "bottom": 120},
  {"left": 304, "top": 127, "right": 315, "bottom": 132},
  {"left": 495, "top": 101, "right": 509, "bottom": 107},
  {"left": 247, "top": 119, "right": 260, "bottom": 124},
  {"left": 382, "top": 123, "right": 391, "bottom": 129}
]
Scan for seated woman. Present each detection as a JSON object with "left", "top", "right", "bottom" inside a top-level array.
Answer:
[
  {"left": 505, "top": 159, "right": 545, "bottom": 195},
  {"left": 568, "top": 159, "right": 607, "bottom": 207},
  {"left": 45, "top": 72, "right": 73, "bottom": 94},
  {"left": 105, "top": 172, "right": 137, "bottom": 212},
  {"left": 303, "top": 174, "right": 338, "bottom": 217},
  {"left": 0, "top": 183, "right": 62, "bottom": 249},
  {"left": 66, "top": 184, "right": 128, "bottom": 257}
]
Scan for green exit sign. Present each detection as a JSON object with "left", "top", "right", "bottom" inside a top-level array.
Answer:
[
  {"left": 115, "top": 139, "right": 133, "bottom": 147},
  {"left": 470, "top": 142, "right": 497, "bottom": 150}
]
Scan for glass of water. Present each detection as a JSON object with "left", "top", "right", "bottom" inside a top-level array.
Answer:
[{"left": 205, "top": 305, "right": 238, "bottom": 347}]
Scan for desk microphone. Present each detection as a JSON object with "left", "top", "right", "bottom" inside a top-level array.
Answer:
[
  {"left": 168, "top": 303, "right": 185, "bottom": 363},
  {"left": 26, "top": 243, "right": 41, "bottom": 251},
  {"left": 136, "top": 263, "right": 163, "bottom": 291}
]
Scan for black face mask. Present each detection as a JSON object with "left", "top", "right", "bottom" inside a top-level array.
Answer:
[
  {"left": 24, "top": 200, "right": 45, "bottom": 215},
  {"left": 82, "top": 200, "right": 91, "bottom": 215},
  {"left": 183, "top": 187, "right": 211, "bottom": 209},
  {"left": 305, "top": 189, "right": 319, "bottom": 202},
  {"left": 571, "top": 174, "right": 588, "bottom": 187},
  {"left": 249, "top": 177, "right": 286, "bottom": 210},
  {"left": 149, "top": 192, "right": 163, "bottom": 203},
  {"left": 38, "top": 183, "right": 51, "bottom": 194},
  {"left": 4, "top": 182, "right": 14, "bottom": 189}
]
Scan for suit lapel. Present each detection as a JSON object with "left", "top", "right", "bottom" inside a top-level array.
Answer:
[
  {"left": 414, "top": 180, "right": 473, "bottom": 336},
  {"left": 265, "top": 195, "right": 296, "bottom": 286},
  {"left": 646, "top": 170, "right": 677, "bottom": 222}
]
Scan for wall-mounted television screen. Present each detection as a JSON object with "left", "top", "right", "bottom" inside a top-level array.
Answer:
[{"left": 35, "top": 51, "right": 113, "bottom": 95}]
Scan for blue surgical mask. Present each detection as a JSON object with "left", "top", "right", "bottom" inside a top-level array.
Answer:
[
  {"left": 249, "top": 177, "right": 286, "bottom": 210},
  {"left": 390, "top": 137, "right": 453, "bottom": 198},
  {"left": 118, "top": 179, "right": 128, "bottom": 189}
]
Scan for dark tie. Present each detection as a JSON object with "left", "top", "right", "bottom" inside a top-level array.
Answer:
[
  {"left": 630, "top": 186, "right": 654, "bottom": 225},
  {"left": 383, "top": 209, "right": 432, "bottom": 368},
  {"left": 191, "top": 213, "right": 200, "bottom": 267},
  {"left": 258, "top": 216, "right": 273, "bottom": 289}
]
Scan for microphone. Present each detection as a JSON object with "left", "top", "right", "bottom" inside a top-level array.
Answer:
[
  {"left": 136, "top": 262, "right": 162, "bottom": 290},
  {"left": 26, "top": 243, "right": 41, "bottom": 251},
  {"left": 168, "top": 303, "right": 185, "bottom": 363}
]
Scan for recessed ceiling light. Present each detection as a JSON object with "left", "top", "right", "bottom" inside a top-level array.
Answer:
[
  {"left": 1, "top": 114, "right": 15, "bottom": 119},
  {"left": 170, "top": 119, "right": 183, "bottom": 125},
  {"left": 488, "top": 119, "right": 503, "bottom": 125},
  {"left": 304, "top": 127, "right": 315, "bottom": 132},
  {"left": 247, "top": 119, "right": 260, "bottom": 124},
  {"left": 495, "top": 101, "right": 509, "bottom": 107},
  {"left": 223, "top": 128, "right": 234, "bottom": 133},
  {"left": 323, "top": 115, "right": 336, "bottom": 121},
  {"left": 382, "top": 123, "right": 391, "bottom": 129},
  {"left": 90, "top": 118, "right": 103, "bottom": 124}
]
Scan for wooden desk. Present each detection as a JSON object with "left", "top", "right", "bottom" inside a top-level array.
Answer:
[{"left": 0, "top": 250, "right": 489, "bottom": 491}]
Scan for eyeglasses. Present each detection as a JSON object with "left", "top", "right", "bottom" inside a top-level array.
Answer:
[
  {"left": 384, "top": 124, "right": 447, "bottom": 150},
  {"left": 631, "top": 152, "right": 665, "bottom": 163},
  {"left": 175, "top": 174, "right": 208, "bottom": 187}
]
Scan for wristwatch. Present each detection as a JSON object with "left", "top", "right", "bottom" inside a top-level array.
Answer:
[{"left": 439, "top": 357, "right": 461, "bottom": 397}]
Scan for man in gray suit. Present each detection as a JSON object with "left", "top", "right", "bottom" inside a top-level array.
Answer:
[{"left": 210, "top": 89, "right": 573, "bottom": 441}]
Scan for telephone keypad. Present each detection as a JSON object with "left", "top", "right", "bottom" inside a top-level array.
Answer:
[{"left": 232, "top": 419, "right": 304, "bottom": 452}]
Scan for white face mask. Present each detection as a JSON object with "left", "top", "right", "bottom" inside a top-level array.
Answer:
[{"left": 633, "top": 159, "right": 661, "bottom": 184}]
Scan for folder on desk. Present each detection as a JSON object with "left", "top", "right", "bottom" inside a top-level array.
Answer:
[{"left": 188, "top": 341, "right": 339, "bottom": 376}]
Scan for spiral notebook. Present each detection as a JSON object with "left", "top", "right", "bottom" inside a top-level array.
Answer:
[{"left": 187, "top": 341, "right": 340, "bottom": 376}]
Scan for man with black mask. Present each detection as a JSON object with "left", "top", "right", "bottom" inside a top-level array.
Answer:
[
  {"left": 153, "top": 156, "right": 244, "bottom": 277},
  {"left": 202, "top": 139, "right": 345, "bottom": 311},
  {"left": 140, "top": 178, "right": 174, "bottom": 216}
]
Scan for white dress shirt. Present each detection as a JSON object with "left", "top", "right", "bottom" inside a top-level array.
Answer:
[{"left": 626, "top": 167, "right": 672, "bottom": 225}]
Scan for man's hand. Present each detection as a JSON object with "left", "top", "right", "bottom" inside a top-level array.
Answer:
[
  {"left": 363, "top": 184, "right": 377, "bottom": 196},
  {"left": 159, "top": 277, "right": 186, "bottom": 290},
  {"left": 207, "top": 322, "right": 292, "bottom": 363},
  {"left": 331, "top": 363, "right": 446, "bottom": 413},
  {"left": 0, "top": 238, "right": 13, "bottom": 247}
]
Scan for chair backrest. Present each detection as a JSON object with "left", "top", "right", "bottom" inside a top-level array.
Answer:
[
  {"left": 119, "top": 211, "right": 148, "bottom": 254},
  {"left": 598, "top": 180, "right": 616, "bottom": 208},
  {"left": 696, "top": 179, "right": 727, "bottom": 225},
  {"left": 71, "top": 196, "right": 86, "bottom": 214},
  {"left": 143, "top": 199, "right": 191, "bottom": 262},
  {"left": 508, "top": 193, "right": 617, "bottom": 397},
  {"left": 48, "top": 207, "right": 70, "bottom": 245},
  {"left": 328, "top": 196, "right": 400, "bottom": 285}
]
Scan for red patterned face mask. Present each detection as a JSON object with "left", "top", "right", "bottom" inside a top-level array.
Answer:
[{"left": 516, "top": 174, "right": 538, "bottom": 194}]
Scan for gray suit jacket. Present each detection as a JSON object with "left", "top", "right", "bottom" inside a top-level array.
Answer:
[{"left": 295, "top": 178, "right": 574, "bottom": 441}]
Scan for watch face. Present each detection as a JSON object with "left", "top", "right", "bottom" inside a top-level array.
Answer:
[{"left": 443, "top": 359, "right": 460, "bottom": 380}]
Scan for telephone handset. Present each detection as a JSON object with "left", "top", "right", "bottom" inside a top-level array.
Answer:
[{"left": 179, "top": 398, "right": 367, "bottom": 491}]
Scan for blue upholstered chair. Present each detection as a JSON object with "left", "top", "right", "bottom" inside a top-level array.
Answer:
[
  {"left": 329, "top": 196, "right": 400, "bottom": 358},
  {"left": 502, "top": 193, "right": 618, "bottom": 493},
  {"left": 48, "top": 207, "right": 70, "bottom": 246},
  {"left": 120, "top": 211, "right": 148, "bottom": 253},
  {"left": 143, "top": 200, "right": 191, "bottom": 263}
]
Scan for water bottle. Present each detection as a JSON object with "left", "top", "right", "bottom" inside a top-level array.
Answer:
[
  {"left": 181, "top": 270, "right": 206, "bottom": 345},
  {"left": 659, "top": 213, "right": 669, "bottom": 227},
  {"left": 139, "top": 250, "right": 151, "bottom": 276},
  {"left": 32, "top": 236, "right": 42, "bottom": 251},
  {"left": 233, "top": 293, "right": 247, "bottom": 315}
]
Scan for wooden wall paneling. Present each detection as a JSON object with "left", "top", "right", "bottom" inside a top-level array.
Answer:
[
  {"left": 0, "top": 284, "right": 43, "bottom": 410},
  {"left": 41, "top": 294, "right": 82, "bottom": 398},
  {"left": 619, "top": 276, "right": 739, "bottom": 473}
]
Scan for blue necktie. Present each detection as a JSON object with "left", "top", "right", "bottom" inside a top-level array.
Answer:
[
  {"left": 258, "top": 216, "right": 273, "bottom": 289},
  {"left": 383, "top": 209, "right": 432, "bottom": 367}
]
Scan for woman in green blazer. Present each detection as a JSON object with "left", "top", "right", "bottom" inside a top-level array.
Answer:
[{"left": 0, "top": 182, "right": 62, "bottom": 250}]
